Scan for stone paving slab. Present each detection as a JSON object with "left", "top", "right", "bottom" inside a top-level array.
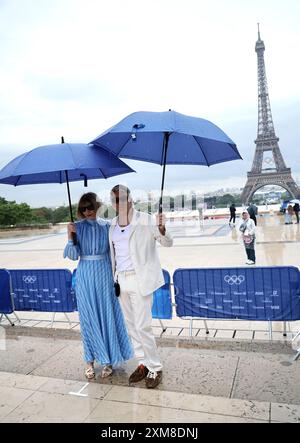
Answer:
[
  {"left": 1, "top": 332, "right": 299, "bottom": 406},
  {"left": 29, "top": 341, "right": 237, "bottom": 398},
  {"left": 3, "top": 324, "right": 295, "bottom": 353},
  {"left": 0, "top": 335, "right": 69, "bottom": 374},
  {"left": 84, "top": 399, "right": 261, "bottom": 423},
  {"left": 0, "top": 371, "right": 50, "bottom": 391},
  {"left": 234, "top": 331, "right": 254, "bottom": 340},
  {"left": 271, "top": 402, "right": 300, "bottom": 423},
  {"left": 0, "top": 371, "right": 299, "bottom": 423},
  {"left": 4, "top": 311, "right": 300, "bottom": 341},
  {"left": 232, "top": 352, "right": 300, "bottom": 405},
  {"left": 104, "top": 385, "right": 270, "bottom": 422},
  {"left": 0, "top": 385, "right": 35, "bottom": 420},
  {"left": 1, "top": 390, "right": 99, "bottom": 423}
]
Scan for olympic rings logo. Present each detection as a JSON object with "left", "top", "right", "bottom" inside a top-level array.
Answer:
[
  {"left": 224, "top": 275, "right": 245, "bottom": 285},
  {"left": 22, "top": 276, "right": 37, "bottom": 284}
]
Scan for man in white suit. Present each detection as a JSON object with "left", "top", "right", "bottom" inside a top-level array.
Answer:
[{"left": 109, "top": 185, "right": 173, "bottom": 389}]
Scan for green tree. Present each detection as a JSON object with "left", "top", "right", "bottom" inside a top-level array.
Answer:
[
  {"left": 0, "top": 198, "right": 32, "bottom": 226},
  {"left": 0, "top": 199, "right": 18, "bottom": 225},
  {"left": 31, "top": 207, "right": 54, "bottom": 224},
  {"left": 215, "top": 194, "right": 236, "bottom": 207},
  {"left": 52, "top": 205, "right": 77, "bottom": 223},
  {"left": 14, "top": 203, "right": 33, "bottom": 225}
]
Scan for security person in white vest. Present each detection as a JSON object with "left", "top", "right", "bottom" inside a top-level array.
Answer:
[{"left": 109, "top": 185, "right": 173, "bottom": 389}]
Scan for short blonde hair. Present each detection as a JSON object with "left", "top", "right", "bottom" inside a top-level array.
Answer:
[{"left": 110, "top": 184, "right": 131, "bottom": 199}]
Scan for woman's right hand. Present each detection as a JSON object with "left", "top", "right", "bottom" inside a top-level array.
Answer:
[{"left": 67, "top": 222, "right": 76, "bottom": 240}]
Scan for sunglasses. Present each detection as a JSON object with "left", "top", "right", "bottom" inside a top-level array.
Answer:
[{"left": 79, "top": 204, "right": 95, "bottom": 213}]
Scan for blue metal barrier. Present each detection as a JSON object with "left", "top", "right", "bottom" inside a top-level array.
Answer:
[
  {"left": 10, "top": 269, "right": 76, "bottom": 313},
  {"left": 73, "top": 268, "right": 172, "bottom": 320},
  {"left": 152, "top": 269, "right": 172, "bottom": 320},
  {"left": 0, "top": 269, "right": 13, "bottom": 315},
  {"left": 71, "top": 269, "right": 78, "bottom": 310},
  {"left": 174, "top": 267, "right": 300, "bottom": 321}
]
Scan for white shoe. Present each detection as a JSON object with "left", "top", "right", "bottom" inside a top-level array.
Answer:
[{"left": 246, "top": 260, "right": 255, "bottom": 265}]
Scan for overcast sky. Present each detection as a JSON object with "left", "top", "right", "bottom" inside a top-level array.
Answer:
[{"left": 0, "top": 0, "right": 300, "bottom": 207}]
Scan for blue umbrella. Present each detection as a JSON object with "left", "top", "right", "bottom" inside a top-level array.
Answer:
[
  {"left": 90, "top": 110, "right": 242, "bottom": 212},
  {"left": 0, "top": 139, "right": 134, "bottom": 238}
]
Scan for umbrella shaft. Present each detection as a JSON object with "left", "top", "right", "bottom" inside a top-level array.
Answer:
[
  {"left": 65, "top": 170, "right": 77, "bottom": 245},
  {"left": 65, "top": 170, "right": 74, "bottom": 222},
  {"left": 159, "top": 132, "right": 170, "bottom": 214}
]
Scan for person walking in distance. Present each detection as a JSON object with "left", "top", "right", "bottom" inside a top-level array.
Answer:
[
  {"left": 247, "top": 202, "right": 258, "bottom": 226},
  {"left": 239, "top": 210, "right": 256, "bottom": 265},
  {"left": 285, "top": 204, "right": 294, "bottom": 224},
  {"left": 109, "top": 185, "right": 173, "bottom": 389},
  {"left": 293, "top": 202, "right": 300, "bottom": 224},
  {"left": 229, "top": 203, "right": 236, "bottom": 226}
]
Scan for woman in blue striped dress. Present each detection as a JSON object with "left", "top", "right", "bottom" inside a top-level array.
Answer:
[{"left": 64, "top": 192, "right": 133, "bottom": 379}]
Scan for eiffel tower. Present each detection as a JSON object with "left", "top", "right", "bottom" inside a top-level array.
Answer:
[{"left": 241, "top": 25, "right": 299, "bottom": 204}]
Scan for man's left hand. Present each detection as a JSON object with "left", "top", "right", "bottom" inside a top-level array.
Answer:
[{"left": 156, "top": 213, "right": 166, "bottom": 235}]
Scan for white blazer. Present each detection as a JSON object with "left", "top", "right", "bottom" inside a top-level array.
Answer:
[{"left": 109, "top": 210, "right": 173, "bottom": 296}]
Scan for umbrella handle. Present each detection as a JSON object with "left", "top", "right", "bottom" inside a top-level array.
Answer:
[
  {"left": 72, "top": 232, "right": 77, "bottom": 246},
  {"left": 158, "top": 197, "right": 163, "bottom": 215}
]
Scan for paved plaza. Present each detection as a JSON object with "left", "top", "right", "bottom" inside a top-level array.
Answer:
[{"left": 0, "top": 213, "right": 300, "bottom": 422}]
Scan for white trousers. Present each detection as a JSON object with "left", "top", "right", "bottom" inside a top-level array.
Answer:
[{"left": 118, "top": 272, "right": 162, "bottom": 372}]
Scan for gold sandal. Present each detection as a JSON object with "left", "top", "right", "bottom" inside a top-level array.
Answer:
[
  {"left": 85, "top": 366, "right": 95, "bottom": 380},
  {"left": 101, "top": 365, "right": 113, "bottom": 378}
]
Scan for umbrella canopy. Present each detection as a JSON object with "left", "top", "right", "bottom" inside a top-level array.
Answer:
[
  {"left": 90, "top": 110, "right": 242, "bottom": 212},
  {"left": 0, "top": 142, "right": 134, "bottom": 238},
  {"left": 90, "top": 110, "right": 241, "bottom": 165},
  {"left": 0, "top": 143, "right": 134, "bottom": 185}
]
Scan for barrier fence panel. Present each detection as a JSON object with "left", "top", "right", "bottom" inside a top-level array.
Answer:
[
  {"left": 10, "top": 269, "right": 76, "bottom": 313},
  {"left": 173, "top": 267, "right": 300, "bottom": 321},
  {"left": 73, "top": 268, "right": 172, "bottom": 320},
  {"left": 152, "top": 269, "right": 172, "bottom": 320},
  {"left": 0, "top": 269, "right": 14, "bottom": 315}
]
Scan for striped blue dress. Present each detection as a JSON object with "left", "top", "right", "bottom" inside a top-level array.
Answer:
[{"left": 63, "top": 219, "right": 133, "bottom": 366}]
